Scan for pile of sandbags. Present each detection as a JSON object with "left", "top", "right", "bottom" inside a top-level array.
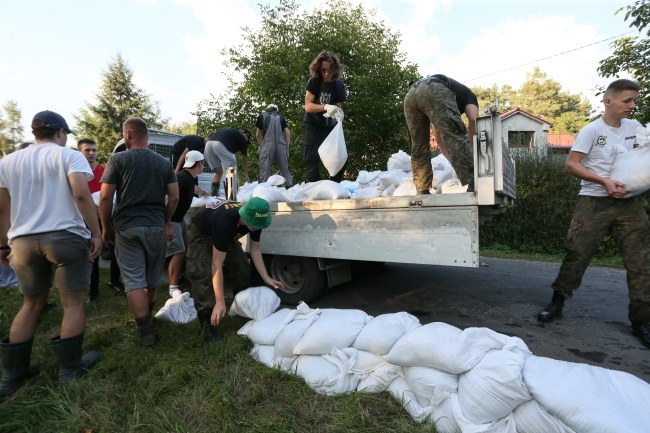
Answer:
[
  {"left": 194, "top": 150, "right": 462, "bottom": 206},
  {"left": 230, "top": 287, "right": 650, "bottom": 433}
]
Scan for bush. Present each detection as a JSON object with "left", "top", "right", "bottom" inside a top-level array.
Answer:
[{"left": 480, "top": 149, "right": 638, "bottom": 259}]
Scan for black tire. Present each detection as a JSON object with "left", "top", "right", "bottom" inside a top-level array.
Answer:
[{"left": 269, "top": 255, "right": 326, "bottom": 305}]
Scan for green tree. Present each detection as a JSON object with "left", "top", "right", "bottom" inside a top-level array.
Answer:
[
  {"left": 168, "top": 121, "right": 198, "bottom": 136},
  {"left": 598, "top": 0, "right": 650, "bottom": 123},
  {"left": 75, "top": 54, "right": 168, "bottom": 161},
  {"left": 195, "top": 0, "right": 419, "bottom": 182},
  {"left": 472, "top": 68, "right": 591, "bottom": 133},
  {"left": 0, "top": 100, "right": 23, "bottom": 155}
]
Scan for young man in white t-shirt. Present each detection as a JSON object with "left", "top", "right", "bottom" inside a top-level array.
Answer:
[
  {"left": 538, "top": 79, "right": 650, "bottom": 349},
  {"left": 0, "top": 111, "right": 103, "bottom": 396}
]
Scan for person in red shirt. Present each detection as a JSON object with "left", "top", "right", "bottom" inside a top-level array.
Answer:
[{"left": 78, "top": 139, "right": 104, "bottom": 302}]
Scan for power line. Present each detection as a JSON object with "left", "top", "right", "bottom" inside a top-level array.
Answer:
[{"left": 463, "top": 30, "right": 637, "bottom": 83}]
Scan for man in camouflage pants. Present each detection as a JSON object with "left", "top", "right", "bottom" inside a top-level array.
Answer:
[
  {"left": 538, "top": 79, "right": 650, "bottom": 349},
  {"left": 404, "top": 74, "right": 478, "bottom": 194},
  {"left": 185, "top": 198, "right": 284, "bottom": 343}
]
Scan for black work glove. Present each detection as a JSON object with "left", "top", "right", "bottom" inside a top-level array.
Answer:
[{"left": 211, "top": 182, "right": 220, "bottom": 197}]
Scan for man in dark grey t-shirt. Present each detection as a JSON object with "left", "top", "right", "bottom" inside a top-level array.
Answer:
[{"left": 99, "top": 118, "right": 179, "bottom": 347}]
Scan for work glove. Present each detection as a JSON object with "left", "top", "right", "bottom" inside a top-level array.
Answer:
[
  {"left": 323, "top": 105, "right": 344, "bottom": 121},
  {"left": 324, "top": 104, "right": 339, "bottom": 117},
  {"left": 211, "top": 182, "right": 220, "bottom": 197}
]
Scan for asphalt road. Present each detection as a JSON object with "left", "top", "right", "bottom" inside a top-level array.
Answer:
[{"left": 308, "top": 257, "right": 650, "bottom": 383}]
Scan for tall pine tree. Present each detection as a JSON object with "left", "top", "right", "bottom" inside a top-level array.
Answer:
[{"left": 75, "top": 54, "right": 167, "bottom": 160}]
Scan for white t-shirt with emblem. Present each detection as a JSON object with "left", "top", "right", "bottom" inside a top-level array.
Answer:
[{"left": 571, "top": 117, "right": 642, "bottom": 197}]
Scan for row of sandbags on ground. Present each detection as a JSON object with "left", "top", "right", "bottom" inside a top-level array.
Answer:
[{"left": 228, "top": 286, "right": 650, "bottom": 433}]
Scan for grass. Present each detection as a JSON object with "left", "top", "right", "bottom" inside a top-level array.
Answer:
[
  {"left": 480, "top": 245, "right": 625, "bottom": 268},
  {"left": 0, "top": 271, "right": 439, "bottom": 433}
]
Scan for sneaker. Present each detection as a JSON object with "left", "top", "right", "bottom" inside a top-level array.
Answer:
[
  {"left": 109, "top": 280, "right": 125, "bottom": 295},
  {"left": 631, "top": 323, "right": 650, "bottom": 349}
]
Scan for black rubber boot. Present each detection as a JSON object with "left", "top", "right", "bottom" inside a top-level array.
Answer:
[
  {"left": 50, "top": 334, "right": 100, "bottom": 384},
  {"left": 0, "top": 338, "right": 39, "bottom": 397},
  {"left": 538, "top": 291, "right": 565, "bottom": 322},
  {"left": 136, "top": 315, "right": 156, "bottom": 347},
  {"left": 211, "top": 182, "right": 220, "bottom": 197},
  {"left": 198, "top": 310, "right": 222, "bottom": 344}
]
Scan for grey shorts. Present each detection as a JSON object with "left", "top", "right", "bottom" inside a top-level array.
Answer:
[
  {"left": 114, "top": 226, "right": 166, "bottom": 291},
  {"left": 166, "top": 221, "right": 186, "bottom": 257},
  {"left": 204, "top": 140, "right": 237, "bottom": 172},
  {"left": 9, "top": 230, "right": 92, "bottom": 295}
]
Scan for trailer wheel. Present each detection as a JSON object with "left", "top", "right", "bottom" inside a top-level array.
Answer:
[{"left": 270, "top": 255, "right": 326, "bottom": 305}]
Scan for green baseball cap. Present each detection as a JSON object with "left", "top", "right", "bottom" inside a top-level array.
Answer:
[{"left": 239, "top": 197, "right": 271, "bottom": 229}]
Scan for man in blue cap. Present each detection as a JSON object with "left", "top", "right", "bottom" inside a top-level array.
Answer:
[
  {"left": 0, "top": 110, "right": 102, "bottom": 396},
  {"left": 185, "top": 197, "right": 283, "bottom": 343}
]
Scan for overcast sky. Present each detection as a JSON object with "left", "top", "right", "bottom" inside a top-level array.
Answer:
[{"left": 0, "top": 0, "right": 636, "bottom": 140}]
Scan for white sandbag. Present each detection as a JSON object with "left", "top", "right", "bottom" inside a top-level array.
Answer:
[
  {"left": 451, "top": 394, "right": 518, "bottom": 433},
  {"left": 250, "top": 344, "right": 275, "bottom": 368},
  {"left": 523, "top": 355, "right": 650, "bottom": 433},
  {"left": 429, "top": 395, "right": 461, "bottom": 433},
  {"left": 339, "top": 180, "right": 357, "bottom": 198},
  {"left": 432, "top": 167, "right": 455, "bottom": 191},
  {"left": 353, "top": 312, "right": 421, "bottom": 355},
  {"left": 273, "top": 313, "right": 320, "bottom": 359},
  {"left": 392, "top": 179, "right": 417, "bottom": 196},
  {"left": 402, "top": 366, "right": 458, "bottom": 407},
  {"left": 609, "top": 145, "right": 650, "bottom": 197},
  {"left": 356, "top": 362, "right": 402, "bottom": 393},
  {"left": 294, "top": 308, "right": 371, "bottom": 355},
  {"left": 244, "top": 308, "right": 297, "bottom": 346},
  {"left": 264, "top": 174, "right": 286, "bottom": 186},
  {"left": 381, "top": 184, "right": 396, "bottom": 197},
  {"left": 387, "top": 149, "right": 412, "bottom": 171},
  {"left": 154, "top": 291, "right": 197, "bottom": 324},
  {"left": 228, "top": 286, "right": 280, "bottom": 321},
  {"left": 385, "top": 323, "right": 524, "bottom": 374},
  {"left": 378, "top": 170, "right": 411, "bottom": 191},
  {"left": 318, "top": 120, "right": 347, "bottom": 177},
  {"left": 457, "top": 349, "right": 532, "bottom": 424},
  {"left": 252, "top": 184, "right": 288, "bottom": 203},
  {"left": 290, "top": 180, "right": 349, "bottom": 202},
  {"left": 350, "top": 349, "right": 386, "bottom": 377},
  {"left": 353, "top": 185, "right": 381, "bottom": 199},
  {"left": 356, "top": 170, "right": 381, "bottom": 187},
  {"left": 431, "top": 154, "right": 453, "bottom": 171},
  {"left": 387, "top": 376, "right": 433, "bottom": 423},
  {"left": 440, "top": 178, "right": 468, "bottom": 194},
  {"left": 512, "top": 399, "right": 576, "bottom": 433},
  {"left": 294, "top": 349, "right": 359, "bottom": 395}
]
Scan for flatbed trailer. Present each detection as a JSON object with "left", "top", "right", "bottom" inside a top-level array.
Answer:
[{"left": 241, "top": 112, "right": 516, "bottom": 303}]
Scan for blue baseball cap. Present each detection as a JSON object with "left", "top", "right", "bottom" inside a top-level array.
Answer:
[{"left": 31, "top": 110, "right": 76, "bottom": 135}]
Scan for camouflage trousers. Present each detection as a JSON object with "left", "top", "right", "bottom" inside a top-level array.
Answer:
[
  {"left": 552, "top": 195, "right": 650, "bottom": 323},
  {"left": 185, "top": 223, "right": 251, "bottom": 312},
  {"left": 404, "top": 78, "right": 474, "bottom": 194}
]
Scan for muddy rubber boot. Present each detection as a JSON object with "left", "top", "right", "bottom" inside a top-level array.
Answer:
[
  {"left": 50, "top": 334, "right": 100, "bottom": 384},
  {"left": 0, "top": 338, "right": 40, "bottom": 397},
  {"left": 136, "top": 315, "right": 156, "bottom": 347},
  {"left": 198, "top": 310, "right": 222, "bottom": 344}
]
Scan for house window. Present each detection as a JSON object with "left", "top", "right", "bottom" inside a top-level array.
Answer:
[{"left": 508, "top": 131, "right": 534, "bottom": 148}]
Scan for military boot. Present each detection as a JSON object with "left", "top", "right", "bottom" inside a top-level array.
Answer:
[{"left": 538, "top": 291, "right": 565, "bottom": 322}]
